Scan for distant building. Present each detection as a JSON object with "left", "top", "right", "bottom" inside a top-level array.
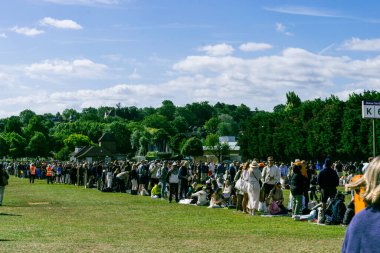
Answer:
[
  {"left": 199, "top": 136, "right": 241, "bottom": 163},
  {"left": 70, "top": 133, "right": 126, "bottom": 163}
]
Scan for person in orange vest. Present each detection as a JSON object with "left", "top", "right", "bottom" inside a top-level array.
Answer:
[
  {"left": 46, "top": 164, "right": 53, "bottom": 184},
  {"left": 29, "top": 163, "right": 36, "bottom": 184}
]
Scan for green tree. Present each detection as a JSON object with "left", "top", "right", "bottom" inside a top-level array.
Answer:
[
  {"left": 4, "top": 132, "right": 27, "bottom": 158},
  {"left": 181, "top": 137, "right": 204, "bottom": 157},
  {"left": 26, "top": 132, "right": 49, "bottom": 158},
  {"left": 4, "top": 116, "right": 22, "bottom": 134},
  {"left": 64, "top": 134, "right": 92, "bottom": 150},
  {"left": 158, "top": 100, "right": 176, "bottom": 121},
  {"left": 285, "top": 91, "right": 301, "bottom": 111},
  {"left": 169, "top": 133, "right": 187, "bottom": 155},
  {"left": 23, "top": 115, "right": 49, "bottom": 140},
  {"left": 204, "top": 117, "right": 220, "bottom": 134},
  {"left": 204, "top": 134, "right": 230, "bottom": 162},
  {"left": 19, "top": 109, "right": 36, "bottom": 126},
  {"left": 81, "top": 107, "right": 100, "bottom": 121},
  {"left": 62, "top": 108, "right": 80, "bottom": 122},
  {"left": 105, "top": 121, "right": 132, "bottom": 154},
  {"left": 0, "top": 134, "right": 9, "bottom": 157},
  {"left": 171, "top": 116, "right": 189, "bottom": 134}
]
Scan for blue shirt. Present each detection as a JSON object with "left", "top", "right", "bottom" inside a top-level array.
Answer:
[{"left": 342, "top": 205, "right": 380, "bottom": 253}]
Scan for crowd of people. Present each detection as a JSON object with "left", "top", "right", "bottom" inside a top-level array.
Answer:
[
  {"left": 1, "top": 155, "right": 380, "bottom": 251},
  {"left": 0, "top": 156, "right": 372, "bottom": 223}
]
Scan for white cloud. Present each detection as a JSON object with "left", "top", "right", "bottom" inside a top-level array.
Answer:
[
  {"left": 25, "top": 59, "right": 108, "bottom": 79},
  {"left": 0, "top": 33, "right": 7, "bottom": 38},
  {"left": 264, "top": 6, "right": 342, "bottom": 18},
  {"left": 44, "top": 0, "right": 119, "bottom": 5},
  {"left": 276, "top": 23, "right": 293, "bottom": 36},
  {"left": 342, "top": 37, "right": 380, "bottom": 51},
  {"left": 10, "top": 26, "right": 45, "bottom": 36},
  {"left": 240, "top": 42, "right": 273, "bottom": 52},
  {"left": 198, "top": 43, "right": 235, "bottom": 57},
  {"left": 2, "top": 45, "right": 380, "bottom": 117},
  {"left": 40, "top": 17, "right": 83, "bottom": 30}
]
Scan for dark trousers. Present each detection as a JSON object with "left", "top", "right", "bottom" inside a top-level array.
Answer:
[
  {"left": 236, "top": 194, "right": 243, "bottom": 211},
  {"left": 30, "top": 175, "right": 35, "bottom": 184},
  {"left": 47, "top": 176, "right": 53, "bottom": 184},
  {"left": 169, "top": 183, "right": 179, "bottom": 203},
  {"left": 179, "top": 180, "right": 188, "bottom": 199}
]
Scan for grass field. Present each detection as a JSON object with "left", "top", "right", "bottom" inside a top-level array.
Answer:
[{"left": 0, "top": 177, "right": 347, "bottom": 253}]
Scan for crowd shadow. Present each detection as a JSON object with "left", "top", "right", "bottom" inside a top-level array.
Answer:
[{"left": 0, "top": 212, "right": 22, "bottom": 216}]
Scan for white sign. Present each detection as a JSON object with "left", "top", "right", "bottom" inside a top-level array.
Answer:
[{"left": 362, "top": 101, "right": 380, "bottom": 119}]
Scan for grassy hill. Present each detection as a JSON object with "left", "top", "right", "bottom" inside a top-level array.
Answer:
[{"left": 0, "top": 177, "right": 346, "bottom": 252}]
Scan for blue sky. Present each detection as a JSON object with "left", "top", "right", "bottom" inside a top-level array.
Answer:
[{"left": 0, "top": 0, "right": 379, "bottom": 118}]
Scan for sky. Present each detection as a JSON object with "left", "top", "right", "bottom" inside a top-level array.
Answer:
[{"left": 0, "top": 0, "right": 380, "bottom": 118}]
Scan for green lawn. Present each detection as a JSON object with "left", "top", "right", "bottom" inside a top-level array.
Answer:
[{"left": 0, "top": 177, "right": 346, "bottom": 253}]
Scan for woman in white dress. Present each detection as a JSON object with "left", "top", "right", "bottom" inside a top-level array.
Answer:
[{"left": 247, "top": 160, "right": 262, "bottom": 215}]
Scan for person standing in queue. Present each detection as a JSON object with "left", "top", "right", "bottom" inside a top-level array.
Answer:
[
  {"left": 0, "top": 164, "right": 9, "bottom": 206},
  {"left": 29, "top": 163, "right": 36, "bottom": 184},
  {"left": 46, "top": 164, "right": 53, "bottom": 184}
]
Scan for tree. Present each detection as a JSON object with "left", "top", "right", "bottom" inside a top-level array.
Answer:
[
  {"left": 181, "top": 137, "right": 203, "bottom": 157},
  {"left": 205, "top": 134, "right": 230, "bottom": 162},
  {"left": 81, "top": 107, "right": 100, "bottom": 121},
  {"left": 23, "top": 115, "right": 49, "bottom": 140},
  {"left": 217, "top": 114, "right": 239, "bottom": 136},
  {"left": 285, "top": 91, "right": 301, "bottom": 111},
  {"left": 0, "top": 135, "right": 9, "bottom": 157},
  {"left": 171, "top": 116, "right": 189, "bottom": 134},
  {"left": 19, "top": 109, "right": 36, "bottom": 126},
  {"left": 169, "top": 133, "right": 187, "bottom": 155},
  {"left": 62, "top": 108, "right": 80, "bottom": 122},
  {"left": 4, "top": 132, "right": 27, "bottom": 158},
  {"left": 4, "top": 116, "right": 22, "bottom": 134},
  {"left": 204, "top": 117, "right": 220, "bottom": 134},
  {"left": 158, "top": 100, "right": 176, "bottom": 121},
  {"left": 64, "top": 134, "right": 92, "bottom": 150},
  {"left": 105, "top": 121, "right": 132, "bottom": 154},
  {"left": 26, "top": 132, "right": 49, "bottom": 158}
]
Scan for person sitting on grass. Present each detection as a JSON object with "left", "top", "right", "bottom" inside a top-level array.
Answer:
[
  {"left": 150, "top": 182, "right": 162, "bottom": 199},
  {"left": 191, "top": 186, "right": 209, "bottom": 206},
  {"left": 223, "top": 179, "right": 232, "bottom": 200},
  {"left": 208, "top": 188, "right": 226, "bottom": 208},
  {"left": 267, "top": 182, "right": 288, "bottom": 215}
]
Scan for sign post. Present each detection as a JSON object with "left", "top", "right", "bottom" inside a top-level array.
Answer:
[{"left": 362, "top": 101, "right": 380, "bottom": 157}]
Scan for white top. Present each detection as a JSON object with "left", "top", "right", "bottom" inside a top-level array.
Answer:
[{"left": 261, "top": 165, "right": 280, "bottom": 185}]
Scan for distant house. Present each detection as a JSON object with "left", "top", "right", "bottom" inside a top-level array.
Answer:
[
  {"left": 199, "top": 136, "right": 241, "bottom": 163},
  {"left": 70, "top": 133, "right": 126, "bottom": 163}
]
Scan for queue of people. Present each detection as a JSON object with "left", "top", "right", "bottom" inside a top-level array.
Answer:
[{"left": 0, "top": 156, "right": 371, "bottom": 225}]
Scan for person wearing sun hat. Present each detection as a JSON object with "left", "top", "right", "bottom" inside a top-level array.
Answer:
[{"left": 247, "top": 160, "right": 262, "bottom": 215}]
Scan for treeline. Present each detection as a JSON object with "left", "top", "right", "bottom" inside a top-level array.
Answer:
[
  {"left": 0, "top": 91, "right": 378, "bottom": 162},
  {"left": 0, "top": 101, "right": 252, "bottom": 161},
  {"left": 239, "top": 91, "right": 380, "bottom": 162}
]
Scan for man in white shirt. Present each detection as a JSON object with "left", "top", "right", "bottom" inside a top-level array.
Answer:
[{"left": 261, "top": 156, "right": 280, "bottom": 200}]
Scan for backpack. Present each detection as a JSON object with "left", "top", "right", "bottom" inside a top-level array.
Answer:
[
  {"left": 138, "top": 165, "right": 148, "bottom": 178},
  {"left": 342, "top": 201, "right": 355, "bottom": 226},
  {"left": 325, "top": 195, "right": 347, "bottom": 225}
]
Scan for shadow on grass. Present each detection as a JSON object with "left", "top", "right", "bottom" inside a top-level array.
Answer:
[
  {"left": 0, "top": 239, "right": 14, "bottom": 242},
  {"left": 0, "top": 213, "right": 22, "bottom": 216}
]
